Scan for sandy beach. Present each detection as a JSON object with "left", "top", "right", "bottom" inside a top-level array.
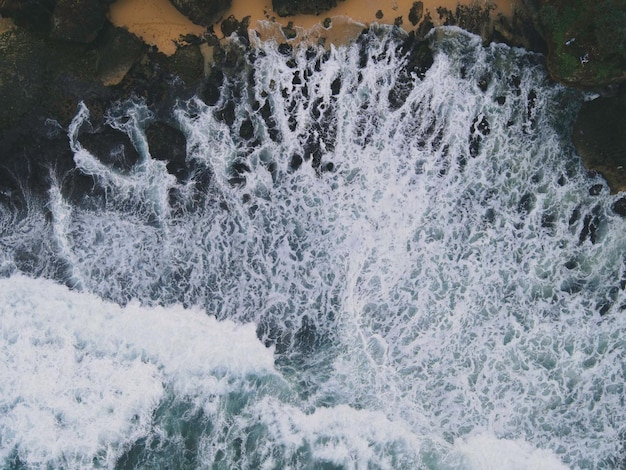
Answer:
[{"left": 109, "top": 0, "right": 515, "bottom": 55}]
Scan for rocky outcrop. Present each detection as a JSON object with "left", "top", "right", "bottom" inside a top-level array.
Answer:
[
  {"left": 1, "top": 0, "right": 624, "bottom": 204},
  {"left": 1, "top": 0, "right": 110, "bottom": 42},
  {"left": 0, "top": 28, "right": 47, "bottom": 132},
  {"left": 0, "top": 22, "right": 145, "bottom": 131},
  {"left": 167, "top": 0, "right": 231, "bottom": 26},
  {"left": 493, "top": 1, "right": 546, "bottom": 53},
  {"left": 435, "top": 4, "right": 496, "bottom": 43},
  {"left": 50, "top": 0, "right": 108, "bottom": 43},
  {"left": 272, "top": 0, "right": 345, "bottom": 17},
  {"left": 433, "top": 2, "right": 545, "bottom": 51},
  {"left": 538, "top": 0, "right": 626, "bottom": 87},
  {"left": 522, "top": 0, "right": 626, "bottom": 191},
  {"left": 0, "top": 0, "right": 56, "bottom": 32},
  {"left": 0, "top": 21, "right": 147, "bottom": 207}
]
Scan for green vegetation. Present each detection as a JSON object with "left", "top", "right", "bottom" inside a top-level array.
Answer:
[{"left": 539, "top": 0, "right": 626, "bottom": 86}]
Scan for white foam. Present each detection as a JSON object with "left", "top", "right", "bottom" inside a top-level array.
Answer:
[
  {"left": 0, "top": 275, "right": 277, "bottom": 468},
  {"left": 450, "top": 434, "right": 569, "bottom": 470}
]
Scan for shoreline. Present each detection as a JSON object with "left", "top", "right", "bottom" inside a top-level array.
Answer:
[{"left": 109, "top": 0, "right": 516, "bottom": 55}]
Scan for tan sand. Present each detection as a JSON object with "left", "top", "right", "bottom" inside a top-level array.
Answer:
[
  {"left": 109, "top": 0, "right": 515, "bottom": 55},
  {"left": 108, "top": 0, "right": 205, "bottom": 55}
]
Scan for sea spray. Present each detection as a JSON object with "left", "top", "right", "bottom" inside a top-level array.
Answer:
[{"left": 1, "top": 26, "right": 625, "bottom": 468}]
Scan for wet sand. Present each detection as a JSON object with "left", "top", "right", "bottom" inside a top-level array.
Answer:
[{"left": 109, "top": 0, "right": 515, "bottom": 55}]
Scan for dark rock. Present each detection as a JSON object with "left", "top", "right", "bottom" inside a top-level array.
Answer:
[
  {"left": 415, "top": 11, "right": 435, "bottom": 38},
  {"left": 573, "top": 85, "right": 626, "bottom": 193},
  {"left": 589, "top": 183, "right": 604, "bottom": 196},
  {"left": 408, "top": 1, "right": 423, "bottom": 26},
  {"left": 216, "top": 100, "right": 235, "bottom": 126},
  {"left": 375, "top": 10, "right": 383, "bottom": 20},
  {"left": 146, "top": 122, "right": 187, "bottom": 167},
  {"left": 468, "top": 114, "right": 490, "bottom": 157},
  {"left": 0, "top": 28, "right": 47, "bottom": 132},
  {"left": 510, "top": 74, "right": 521, "bottom": 96},
  {"left": 579, "top": 213, "right": 599, "bottom": 244},
  {"left": 471, "top": 115, "right": 490, "bottom": 136},
  {"left": 290, "top": 154, "right": 303, "bottom": 171},
  {"left": 294, "top": 315, "right": 317, "bottom": 352},
  {"left": 323, "top": 17, "right": 331, "bottom": 29},
  {"left": 79, "top": 125, "right": 140, "bottom": 173},
  {"left": 483, "top": 207, "right": 495, "bottom": 224},
  {"left": 478, "top": 73, "right": 491, "bottom": 92},
  {"left": 50, "top": 0, "right": 107, "bottom": 43},
  {"left": 0, "top": 21, "right": 145, "bottom": 139},
  {"left": 495, "top": 95, "right": 506, "bottom": 105},
  {"left": 278, "top": 42, "right": 293, "bottom": 56},
  {"left": 168, "top": 0, "right": 231, "bottom": 26},
  {"left": 331, "top": 76, "right": 341, "bottom": 95},
  {"left": 93, "top": 24, "right": 146, "bottom": 86},
  {"left": 613, "top": 197, "right": 626, "bottom": 217},
  {"left": 387, "top": 30, "right": 433, "bottom": 109},
  {"left": 220, "top": 15, "right": 239, "bottom": 37},
  {"left": 517, "top": 192, "right": 536, "bottom": 216},
  {"left": 272, "top": 0, "right": 344, "bottom": 17},
  {"left": 394, "top": 16, "right": 403, "bottom": 27},
  {"left": 569, "top": 207, "right": 581, "bottom": 225},
  {"left": 166, "top": 44, "right": 205, "bottom": 85},
  {"left": 179, "top": 33, "right": 204, "bottom": 46},
  {"left": 239, "top": 118, "right": 254, "bottom": 140},
  {"left": 228, "top": 160, "right": 250, "bottom": 186},
  {"left": 201, "top": 67, "right": 224, "bottom": 105},
  {"left": 292, "top": 71, "right": 302, "bottom": 85},
  {"left": 436, "top": 3, "right": 495, "bottom": 43},
  {"left": 281, "top": 21, "right": 297, "bottom": 39},
  {"left": 492, "top": 4, "right": 546, "bottom": 53},
  {"left": 0, "top": 0, "right": 56, "bottom": 32},
  {"left": 525, "top": 88, "right": 537, "bottom": 130}
]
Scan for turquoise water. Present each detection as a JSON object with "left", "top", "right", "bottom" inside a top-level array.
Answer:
[{"left": 1, "top": 27, "right": 625, "bottom": 469}]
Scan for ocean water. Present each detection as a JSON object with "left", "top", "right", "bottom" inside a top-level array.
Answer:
[{"left": 1, "top": 26, "right": 625, "bottom": 469}]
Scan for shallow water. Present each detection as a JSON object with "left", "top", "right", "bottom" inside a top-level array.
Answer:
[{"left": 1, "top": 27, "right": 625, "bottom": 469}]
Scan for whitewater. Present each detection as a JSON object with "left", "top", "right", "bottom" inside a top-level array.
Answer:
[{"left": 1, "top": 26, "right": 625, "bottom": 469}]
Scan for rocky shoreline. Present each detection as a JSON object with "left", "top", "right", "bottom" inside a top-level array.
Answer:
[{"left": 0, "top": 0, "right": 625, "bottom": 203}]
